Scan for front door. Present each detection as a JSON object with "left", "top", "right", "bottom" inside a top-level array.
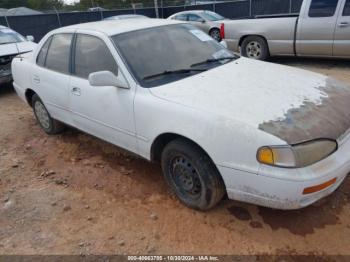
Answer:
[
  {"left": 69, "top": 33, "right": 137, "bottom": 152},
  {"left": 333, "top": 0, "right": 350, "bottom": 56},
  {"left": 296, "top": 0, "right": 340, "bottom": 56}
]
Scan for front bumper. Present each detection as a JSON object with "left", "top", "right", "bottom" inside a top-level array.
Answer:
[
  {"left": 0, "top": 71, "right": 12, "bottom": 85},
  {"left": 219, "top": 134, "right": 350, "bottom": 210}
]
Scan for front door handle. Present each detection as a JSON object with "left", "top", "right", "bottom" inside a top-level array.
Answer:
[
  {"left": 71, "top": 87, "right": 81, "bottom": 96},
  {"left": 338, "top": 22, "right": 349, "bottom": 27}
]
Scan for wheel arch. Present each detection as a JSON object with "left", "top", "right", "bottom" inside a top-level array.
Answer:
[
  {"left": 209, "top": 27, "right": 220, "bottom": 34},
  {"left": 150, "top": 132, "right": 227, "bottom": 192},
  {"left": 239, "top": 34, "right": 269, "bottom": 48},
  {"left": 25, "top": 88, "right": 37, "bottom": 107},
  {"left": 151, "top": 133, "right": 213, "bottom": 165},
  {"left": 209, "top": 27, "right": 221, "bottom": 39}
]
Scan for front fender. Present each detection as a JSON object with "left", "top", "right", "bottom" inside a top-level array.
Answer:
[{"left": 135, "top": 88, "right": 286, "bottom": 175}]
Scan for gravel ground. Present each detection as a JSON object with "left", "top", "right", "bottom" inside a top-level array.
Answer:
[{"left": 0, "top": 58, "right": 350, "bottom": 256}]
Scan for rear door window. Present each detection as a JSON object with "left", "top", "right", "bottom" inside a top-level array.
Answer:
[
  {"left": 308, "top": 0, "right": 339, "bottom": 17},
  {"left": 45, "top": 34, "right": 73, "bottom": 74}
]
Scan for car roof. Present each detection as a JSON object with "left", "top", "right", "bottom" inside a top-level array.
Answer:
[
  {"left": 104, "top": 14, "right": 148, "bottom": 20},
  {"left": 169, "top": 10, "right": 210, "bottom": 16},
  {"left": 53, "top": 18, "right": 182, "bottom": 36}
]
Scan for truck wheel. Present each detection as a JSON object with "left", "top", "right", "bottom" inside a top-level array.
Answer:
[
  {"left": 32, "top": 94, "right": 65, "bottom": 135},
  {"left": 161, "top": 138, "right": 226, "bottom": 211},
  {"left": 241, "top": 36, "right": 269, "bottom": 60},
  {"left": 209, "top": 28, "right": 221, "bottom": 42}
]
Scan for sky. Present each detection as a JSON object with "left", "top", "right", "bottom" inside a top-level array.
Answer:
[{"left": 64, "top": 0, "right": 79, "bottom": 4}]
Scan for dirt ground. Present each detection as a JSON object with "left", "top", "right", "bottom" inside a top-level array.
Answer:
[{"left": 1, "top": 58, "right": 350, "bottom": 256}]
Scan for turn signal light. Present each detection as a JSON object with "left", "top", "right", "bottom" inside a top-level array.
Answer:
[
  {"left": 257, "top": 147, "right": 274, "bottom": 165},
  {"left": 302, "top": 178, "right": 337, "bottom": 195}
]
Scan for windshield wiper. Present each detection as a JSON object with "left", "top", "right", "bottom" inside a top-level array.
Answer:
[
  {"left": 143, "top": 68, "right": 207, "bottom": 80},
  {"left": 190, "top": 57, "right": 235, "bottom": 68}
]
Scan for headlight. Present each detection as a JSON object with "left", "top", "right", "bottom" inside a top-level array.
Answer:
[{"left": 257, "top": 139, "right": 338, "bottom": 168}]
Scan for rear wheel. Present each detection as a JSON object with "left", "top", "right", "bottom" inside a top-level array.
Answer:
[
  {"left": 209, "top": 28, "right": 221, "bottom": 42},
  {"left": 161, "top": 139, "right": 226, "bottom": 210},
  {"left": 32, "top": 94, "right": 65, "bottom": 135},
  {"left": 241, "top": 36, "right": 269, "bottom": 60}
]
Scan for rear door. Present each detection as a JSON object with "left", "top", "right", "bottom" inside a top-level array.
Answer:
[
  {"left": 333, "top": 0, "right": 350, "bottom": 56},
  {"left": 296, "top": 0, "right": 341, "bottom": 56},
  {"left": 34, "top": 33, "right": 73, "bottom": 124}
]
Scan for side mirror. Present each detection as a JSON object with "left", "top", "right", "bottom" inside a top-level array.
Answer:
[
  {"left": 88, "top": 71, "right": 129, "bottom": 89},
  {"left": 26, "top": 35, "right": 34, "bottom": 42}
]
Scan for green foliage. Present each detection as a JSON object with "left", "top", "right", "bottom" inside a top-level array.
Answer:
[
  {"left": 27, "top": 0, "right": 64, "bottom": 9},
  {"left": 0, "top": 0, "right": 29, "bottom": 9}
]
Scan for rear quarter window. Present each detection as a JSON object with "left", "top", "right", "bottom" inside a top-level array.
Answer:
[
  {"left": 175, "top": 14, "right": 188, "bottom": 21},
  {"left": 36, "top": 36, "right": 52, "bottom": 67}
]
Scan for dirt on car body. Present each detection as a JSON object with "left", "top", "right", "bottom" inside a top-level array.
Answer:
[{"left": 1, "top": 59, "right": 350, "bottom": 255}]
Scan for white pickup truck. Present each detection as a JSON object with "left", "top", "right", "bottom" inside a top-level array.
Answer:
[{"left": 224, "top": 0, "right": 350, "bottom": 60}]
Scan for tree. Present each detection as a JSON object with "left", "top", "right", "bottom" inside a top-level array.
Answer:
[
  {"left": 0, "top": 0, "right": 29, "bottom": 8},
  {"left": 27, "top": 0, "right": 64, "bottom": 9}
]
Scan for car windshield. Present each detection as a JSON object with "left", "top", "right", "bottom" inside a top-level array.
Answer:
[
  {"left": 112, "top": 24, "right": 235, "bottom": 88},
  {"left": 0, "top": 28, "right": 26, "bottom": 45},
  {"left": 201, "top": 11, "right": 225, "bottom": 21}
]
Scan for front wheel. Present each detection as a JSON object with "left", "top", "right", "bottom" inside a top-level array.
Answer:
[
  {"left": 32, "top": 94, "right": 65, "bottom": 135},
  {"left": 241, "top": 36, "right": 269, "bottom": 60},
  {"left": 161, "top": 139, "right": 226, "bottom": 211}
]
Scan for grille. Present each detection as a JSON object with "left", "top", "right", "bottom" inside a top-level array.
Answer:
[{"left": 0, "top": 53, "right": 17, "bottom": 76}]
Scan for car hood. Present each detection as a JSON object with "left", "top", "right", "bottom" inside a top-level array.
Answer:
[
  {"left": 0, "top": 41, "right": 37, "bottom": 57},
  {"left": 149, "top": 57, "right": 350, "bottom": 145}
]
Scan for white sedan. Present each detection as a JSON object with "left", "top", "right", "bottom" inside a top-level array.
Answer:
[
  {"left": 12, "top": 19, "right": 350, "bottom": 210},
  {"left": 0, "top": 26, "right": 36, "bottom": 85}
]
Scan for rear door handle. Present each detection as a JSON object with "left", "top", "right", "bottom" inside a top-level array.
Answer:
[
  {"left": 71, "top": 87, "right": 81, "bottom": 96},
  {"left": 338, "top": 22, "right": 349, "bottom": 27}
]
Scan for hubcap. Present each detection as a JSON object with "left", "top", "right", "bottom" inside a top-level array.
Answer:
[
  {"left": 34, "top": 101, "right": 50, "bottom": 129},
  {"left": 171, "top": 156, "right": 201, "bottom": 198},
  {"left": 210, "top": 30, "right": 221, "bottom": 41},
  {"left": 246, "top": 41, "right": 262, "bottom": 59}
]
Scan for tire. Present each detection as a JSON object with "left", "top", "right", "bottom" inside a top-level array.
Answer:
[
  {"left": 209, "top": 28, "right": 221, "bottom": 42},
  {"left": 241, "top": 36, "right": 269, "bottom": 60},
  {"left": 161, "top": 138, "right": 226, "bottom": 211},
  {"left": 32, "top": 94, "right": 65, "bottom": 135}
]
